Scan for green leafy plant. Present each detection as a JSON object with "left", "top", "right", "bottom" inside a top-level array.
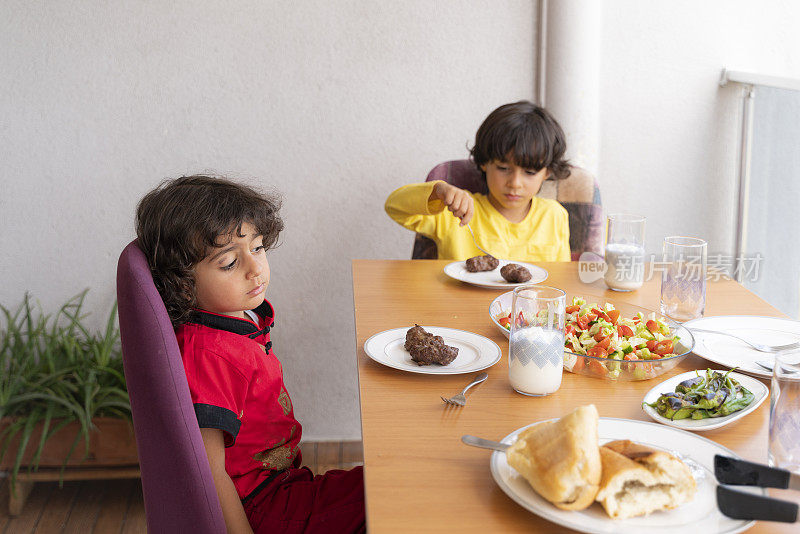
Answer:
[{"left": 0, "top": 290, "right": 130, "bottom": 488}]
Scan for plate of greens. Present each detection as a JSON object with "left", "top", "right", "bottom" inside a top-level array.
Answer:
[{"left": 641, "top": 369, "right": 768, "bottom": 431}]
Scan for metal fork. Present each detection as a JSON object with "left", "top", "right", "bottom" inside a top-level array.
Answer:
[
  {"left": 466, "top": 223, "right": 494, "bottom": 258},
  {"left": 755, "top": 360, "right": 799, "bottom": 374},
  {"left": 441, "top": 372, "right": 488, "bottom": 406},
  {"left": 688, "top": 328, "right": 800, "bottom": 353}
]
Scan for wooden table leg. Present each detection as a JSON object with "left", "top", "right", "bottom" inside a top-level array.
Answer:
[{"left": 8, "top": 479, "right": 33, "bottom": 516}]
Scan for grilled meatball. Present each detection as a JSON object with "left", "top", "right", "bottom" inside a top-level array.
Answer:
[
  {"left": 500, "top": 263, "right": 532, "bottom": 283},
  {"left": 404, "top": 324, "right": 429, "bottom": 351},
  {"left": 465, "top": 254, "right": 499, "bottom": 272},
  {"left": 404, "top": 325, "right": 459, "bottom": 366}
]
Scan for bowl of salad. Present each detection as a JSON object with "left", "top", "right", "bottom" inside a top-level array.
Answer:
[{"left": 490, "top": 292, "right": 695, "bottom": 380}]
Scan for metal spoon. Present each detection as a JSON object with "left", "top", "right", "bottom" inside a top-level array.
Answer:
[{"left": 461, "top": 435, "right": 510, "bottom": 452}]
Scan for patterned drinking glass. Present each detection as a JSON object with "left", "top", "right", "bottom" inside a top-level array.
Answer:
[
  {"left": 509, "top": 285, "right": 566, "bottom": 396},
  {"left": 769, "top": 349, "right": 800, "bottom": 473},
  {"left": 660, "top": 236, "right": 707, "bottom": 322}
]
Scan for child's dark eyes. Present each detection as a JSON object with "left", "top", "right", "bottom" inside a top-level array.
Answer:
[
  {"left": 496, "top": 164, "right": 539, "bottom": 175},
  {"left": 220, "top": 246, "right": 264, "bottom": 272}
]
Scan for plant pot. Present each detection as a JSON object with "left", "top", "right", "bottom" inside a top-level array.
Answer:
[{"left": 0, "top": 417, "right": 138, "bottom": 469}]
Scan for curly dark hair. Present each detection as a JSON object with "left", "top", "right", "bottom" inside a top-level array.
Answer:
[
  {"left": 469, "top": 100, "right": 571, "bottom": 181},
  {"left": 135, "top": 175, "right": 283, "bottom": 327}
]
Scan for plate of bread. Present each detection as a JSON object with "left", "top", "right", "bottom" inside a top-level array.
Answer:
[{"left": 488, "top": 405, "right": 762, "bottom": 533}]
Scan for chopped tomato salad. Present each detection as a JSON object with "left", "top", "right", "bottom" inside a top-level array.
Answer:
[{"left": 561, "top": 297, "right": 679, "bottom": 362}]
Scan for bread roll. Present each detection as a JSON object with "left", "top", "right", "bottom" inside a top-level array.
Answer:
[
  {"left": 595, "top": 439, "right": 697, "bottom": 519},
  {"left": 506, "top": 405, "right": 601, "bottom": 510}
]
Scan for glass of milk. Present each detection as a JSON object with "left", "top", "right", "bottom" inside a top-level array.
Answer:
[
  {"left": 509, "top": 285, "right": 566, "bottom": 396},
  {"left": 604, "top": 214, "right": 646, "bottom": 291}
]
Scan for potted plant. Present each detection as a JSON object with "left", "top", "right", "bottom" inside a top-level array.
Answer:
[{"left": 0, "top": 290, "right": 137, "bottom": 508}]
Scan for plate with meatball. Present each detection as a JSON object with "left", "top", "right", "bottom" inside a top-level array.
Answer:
[
  {"left": 443, "top": 255, "right": 547, "bottom": 289},
  {"left": 363, "top": 325, "right": 501, "bottom": 374}
]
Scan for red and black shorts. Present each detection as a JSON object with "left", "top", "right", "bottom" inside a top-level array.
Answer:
[{"left": 243, "top": 466, "right": 365, "bottom": 534}]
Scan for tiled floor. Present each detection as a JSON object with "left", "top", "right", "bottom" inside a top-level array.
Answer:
[{"left": 0, "top": 441, "right": 363, "bottom": 534}]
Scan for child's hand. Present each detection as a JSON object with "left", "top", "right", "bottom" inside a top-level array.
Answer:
[{"left": 431, "top": 182, "right": 474, "bottom": 226}]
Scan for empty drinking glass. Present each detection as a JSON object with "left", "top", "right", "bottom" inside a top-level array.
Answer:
[
  {"left": 660, "top": 236, "right": 707, "bottom": 322},
  {"left": 769, "top": 350, "right": 800, "bottom": 473},
  {"left": 509, "top": 285, "right": 566, "bottom": 396},
  {"left": 604, "top": 214, "right": 646, "bottom": 292}
]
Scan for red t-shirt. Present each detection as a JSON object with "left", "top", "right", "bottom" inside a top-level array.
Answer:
[{"left": 175, "top": 300, "right": 302, "bottom": 501}]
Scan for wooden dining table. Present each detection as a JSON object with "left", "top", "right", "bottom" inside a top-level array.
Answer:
[{"left": 351, "top": 259, "right": 798, "bottom": 533}]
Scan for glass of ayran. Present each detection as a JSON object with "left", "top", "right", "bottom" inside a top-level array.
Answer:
[{"left": 509, "top": 285, "right": 566, "bottom": 396}]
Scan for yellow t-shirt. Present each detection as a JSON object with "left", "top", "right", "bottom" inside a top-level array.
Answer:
[{"left": 385, "top": 181, "right": 571, "bottom": 261}]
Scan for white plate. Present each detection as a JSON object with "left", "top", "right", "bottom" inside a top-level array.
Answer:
[
  {"left": 685, "top": 315, "right": 800, "bottom": 378},
  {"left": 444, "top": 260, "right": 547, "bottom": 289},
  {"left": 641, "top": 370, "right": 768, "bottom": 431},
  {"left": 490, "top": 418, "right": 761, "bottom": 534},
  {"left": 363, "top": 326, "right": 501, "bottom": 374},
  {"left": 489, "top": 290, "right": 514, "bottom": 338}
]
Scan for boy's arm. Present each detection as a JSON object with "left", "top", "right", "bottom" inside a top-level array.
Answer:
[
  {"left": 385, "top": 181, "right": 474, "bottom": 234},
  {"left": 200, "top": 427, "right": 254, "bottom": 534},
  {"left": 430, "top": 181, "right": 474, "bottom": 226}
]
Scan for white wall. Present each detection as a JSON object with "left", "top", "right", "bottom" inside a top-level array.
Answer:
[
  {"left": 597, "top": 0, "right": 800, "bottom": 258},
  {"left": 7, "top": 1, "right": 797, "bottom": 441},
  {"left": 0, "top": 1, "right": 536, "bottom": 439}
]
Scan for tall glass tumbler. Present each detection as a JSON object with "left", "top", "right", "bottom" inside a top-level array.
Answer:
[
  {"left": 660, "top": 236, "right": 707, "bottom": 322},
  {"left": 769, "top": 350, "right": 800, "bottom": 473},
  {"left": 509, "top": 285, "right": 566, "bottom": 396},
  {"left": 604, "top": 214, "right": 646, "bottom": 291}
]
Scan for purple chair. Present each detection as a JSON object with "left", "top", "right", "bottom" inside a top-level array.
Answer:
[
  {"left": 411, "top": 159, "right": 604, "bottom": 261},
  {"left": 116, "top": 240, "right": 226, "bottom": 533}
]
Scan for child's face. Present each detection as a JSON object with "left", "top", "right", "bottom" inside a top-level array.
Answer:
[
  {"left": 482, "top": 159, "right": 548, "bottom": 215},
  {"left": 192, "top": 222, "right": 269, "bottom": 320}
]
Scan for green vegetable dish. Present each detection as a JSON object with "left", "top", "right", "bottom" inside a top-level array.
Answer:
[{"left": 646, "top": 369, "right": 755, "bottom": 420}]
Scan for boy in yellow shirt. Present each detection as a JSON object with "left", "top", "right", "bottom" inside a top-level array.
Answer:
[{"left": 386, "top": 101, "right": 571, "bottom": 262}]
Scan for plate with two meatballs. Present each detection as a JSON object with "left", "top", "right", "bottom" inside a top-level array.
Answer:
[
  {"left": 444, "top": 255, "right": 548, "bottom": 289},
  {"left": 363, "top": 324, "right": 501, "bottom": 374}
]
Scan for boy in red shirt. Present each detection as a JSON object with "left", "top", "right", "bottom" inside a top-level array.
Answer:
[{"left": 136, "top": 175, "right": 365, "bottom": 534}]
